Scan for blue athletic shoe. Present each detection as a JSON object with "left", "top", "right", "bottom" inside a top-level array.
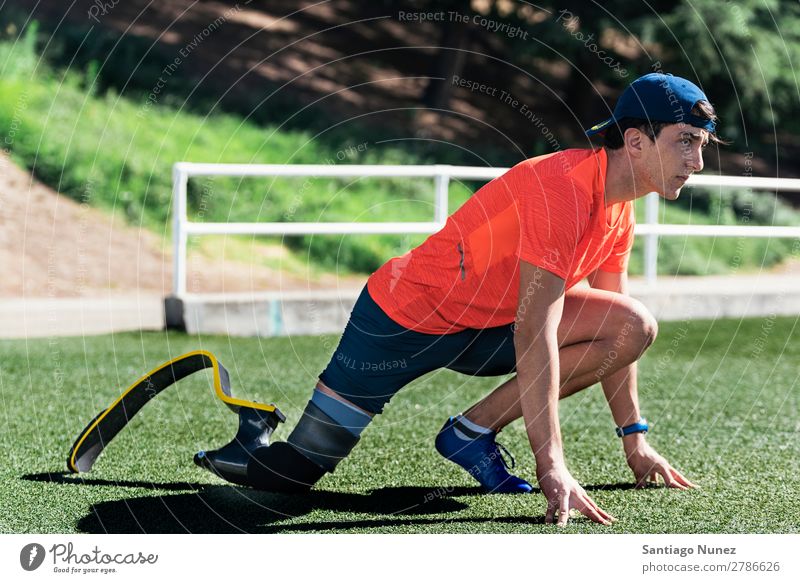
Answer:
[{"left": 435, "top": 416, "right": 533, "bottom": 494}]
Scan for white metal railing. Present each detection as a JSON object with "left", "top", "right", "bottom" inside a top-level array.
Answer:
[{"left": 171, "top": 163, "right": 800, "bottom": 295}]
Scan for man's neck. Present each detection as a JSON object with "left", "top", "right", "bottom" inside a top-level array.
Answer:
[{"left": 603, "top": 147, "right": 648, "bottom": 207}]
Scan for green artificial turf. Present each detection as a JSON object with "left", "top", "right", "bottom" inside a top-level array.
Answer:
[{"left": 0, "top": 316, "right": 798, "bottom": 534}]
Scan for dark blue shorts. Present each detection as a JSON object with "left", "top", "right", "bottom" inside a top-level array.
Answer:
[{"left": 319, "top": 285, "right": 516, "bottom": 414}]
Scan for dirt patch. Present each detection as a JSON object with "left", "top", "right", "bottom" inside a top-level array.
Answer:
[{"left": 0, "top": 152, "right": 365, "bottom": 297}]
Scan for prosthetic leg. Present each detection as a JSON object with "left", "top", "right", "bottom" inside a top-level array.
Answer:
[{"left": 68, "top": 350, "right": 359, "bottom": 492}]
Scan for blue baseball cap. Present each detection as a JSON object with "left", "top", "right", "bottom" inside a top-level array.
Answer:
[{"left": 585, "top": 73, "right": 715, "bottom": 136}]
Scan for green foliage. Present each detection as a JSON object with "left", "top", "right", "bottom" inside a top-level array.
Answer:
[
  {"left": 630, "top": 187, "right": 800, "bottom": 276},
  {"left": 0, "top": 28, "right": 470, "bottom": 272},
  {"left": 418, "top": 0, "right": 799, "bottom": 161},
  {"left": 656, "top": 0, "right": 800, "bottom": 143},
  {"left": 0, "top": 22, "right": 798, "bottom": 276}
]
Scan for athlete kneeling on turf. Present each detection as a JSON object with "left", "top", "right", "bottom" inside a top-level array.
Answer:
[{"left": 198, "top": 73, "right": 721, "bottom": 526}]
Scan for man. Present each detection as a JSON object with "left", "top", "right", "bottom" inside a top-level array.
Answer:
[{"left": 200, "top": 72, "right": 720, "bottom": 526}]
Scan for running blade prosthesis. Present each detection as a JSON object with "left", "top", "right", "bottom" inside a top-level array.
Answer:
[{"left": 67, "top": 350, "right": 285, "bottom": 486}]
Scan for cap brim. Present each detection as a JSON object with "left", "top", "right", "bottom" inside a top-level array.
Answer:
[{"left": 585, "top": 117, "right": 614, "bottom": 136}]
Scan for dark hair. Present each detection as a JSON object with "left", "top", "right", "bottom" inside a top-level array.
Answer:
[{"left": 603, "top": 100, "right": 725, "bottom": 150}]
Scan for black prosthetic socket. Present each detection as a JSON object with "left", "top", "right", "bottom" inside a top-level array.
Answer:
[
  {"left": 245, "top": 442, "right": 327, "bottom": 492},
  {"left": 286, "top": 401, "right": 361, "bottom": 471},
  {"left": 244, "top": 400, "right": 361, "bottom": 492}
]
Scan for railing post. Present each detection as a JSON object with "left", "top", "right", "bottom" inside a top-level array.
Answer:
[
  {"left": 644, "top": 191, "right": 659, "bottom": 285},
  {"left": 172, "top": 165, "right": 188, "bottom": 296},
  {"left": 434, "top": 168, "right": 450, "bottom": 225}
]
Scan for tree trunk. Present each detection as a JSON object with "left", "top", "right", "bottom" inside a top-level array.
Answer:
[{"left": 421, "top": 19, "right": 471, "bottom": 110}]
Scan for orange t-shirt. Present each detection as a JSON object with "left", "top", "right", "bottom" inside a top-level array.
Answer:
[{"left": 367, "top": 148, "right": 634, "bottom": 334}]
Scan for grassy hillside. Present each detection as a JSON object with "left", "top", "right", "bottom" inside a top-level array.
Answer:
[
  {"left": 0, "top": 23, "right": 466, "bottom": 274},
  {"left": 1, "top": 23, "right": 797, "bottom": 277}
]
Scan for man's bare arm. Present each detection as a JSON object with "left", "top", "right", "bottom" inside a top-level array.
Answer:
[
  {"left": 588, "top": 269, "right": 696, "bottom": 489},
  {"left": 515, "top": 260, "right": 614, "bottom": 526}
]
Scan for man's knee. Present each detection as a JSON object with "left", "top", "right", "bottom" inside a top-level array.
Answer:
[{"left": 621, "top": 297, "right": 658, "bottom": 351}]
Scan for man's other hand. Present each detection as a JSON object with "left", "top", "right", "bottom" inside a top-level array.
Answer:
[
  {"left": 537, "top": 462, "right": 616, "bottom": 527},
  {"left": 624, "top": 436, "right": 697, "bottom": 489}
]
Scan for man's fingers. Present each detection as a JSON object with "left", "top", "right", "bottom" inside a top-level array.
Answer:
[
  {"left": 634, "top": 466, "right": 696, "bottom": 491},
  {"left": 670, "top": 467, "right": 698, "bottom": 488},
  {"left": 657, "top": 466, "right": 676, "bottom": 487},
  {"left": 576, "top": 496, "right": 612, "bottom": 525},
  {"left": 545, "top": 498, "right": 557, "bottom": 524},
  {"left": 658, "top": 466, "right": 688, "bottom": 490},
  {"left": 596, "top": 504, "right": 616, "bottom": 523},
  {"left": 635, "top": 472, "right": 657, "bottom": 489},
  {"left": 557, "top": 495, "right": 570, "bottom": 527},
  {"left": 582, "top": 493, "right": 616, "bottom": 522}
]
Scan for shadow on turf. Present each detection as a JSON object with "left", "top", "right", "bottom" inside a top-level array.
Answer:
[
  {"left": 23, "top": 472, "right": 636, "bottom": 533},
  {"left": 75, "top": 487, "right": 490, "bottom": 533},
  {"left": 23, "top": 472, "right": 208, "bottom": 492},
  {"left": 24, "top": 472, "right": 478, "bottom": 533}
]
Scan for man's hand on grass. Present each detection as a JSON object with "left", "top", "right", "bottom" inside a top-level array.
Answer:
[
  {"left": 624, "top": 436, "right": 697, "bottom": 489},
  {"left": 537, "top": 462, "right": 616, "bottom": 527}
]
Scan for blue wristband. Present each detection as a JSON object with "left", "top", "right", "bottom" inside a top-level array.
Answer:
[{"left": 615, "top": 418, "right": 649, "bottom": 437}]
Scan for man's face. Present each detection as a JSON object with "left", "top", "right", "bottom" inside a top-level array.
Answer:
[{"left": 640, "top": 123, "right": 708, "bottom": 200}]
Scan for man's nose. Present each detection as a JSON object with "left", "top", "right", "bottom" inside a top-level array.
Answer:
[{"left": 689, "top": 148, "right": 704, "bottom": 173}]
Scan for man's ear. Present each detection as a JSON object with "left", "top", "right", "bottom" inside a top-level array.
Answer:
[{"left": 623, "top": 128, "right": 644, "bottom": 158}]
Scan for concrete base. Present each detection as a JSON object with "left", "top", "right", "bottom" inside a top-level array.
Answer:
[
  {"left": 168, "top": 290, "right": 362, "bottom": 336},
  {"left": 0, "top": 295, "right": 165, "bottom": 339},
  {"left": 167, "top": 274, "right": 800, "bottom": 337},
  {"left": 3, "top": 275, "right": 798, "bottom": 339},
  {"left": 629, "top": 274, "right": 800, "bottom": 321}
]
